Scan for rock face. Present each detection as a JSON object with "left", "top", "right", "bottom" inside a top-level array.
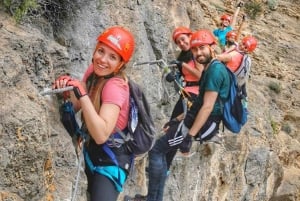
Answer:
[{"left": 0, "top": 1, "right": 299, "bottom": 201}]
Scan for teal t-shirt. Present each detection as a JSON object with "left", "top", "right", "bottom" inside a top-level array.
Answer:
[
  {"left": 213, "top": 26, "right": 233, "bottom": 47},
  {"left": 195, "top": 60, "right": 230, "bottom": 116}
]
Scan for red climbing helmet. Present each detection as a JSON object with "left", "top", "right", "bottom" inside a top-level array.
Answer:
[
  {"left": 241, "top": 36, "right": 258, "bottom": 52},
  {"left": 172, "top": 26, "right": 192, "bottom": 42},
  {"left": 226, "top": 30, "right": 238, "bottom": 40},
  {"left": 221, "top": 14, "right": 232, "bottom": 22},
  {"left": 190, "top": 29, "right": 216, "bottom": 48},
  {"left": 97, "top": 26, "right": 135, "bottom": 63}
]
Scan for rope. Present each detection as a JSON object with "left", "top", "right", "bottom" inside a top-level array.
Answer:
[{"left": 71, "top": 140, "right": 85, "bottom": 201}]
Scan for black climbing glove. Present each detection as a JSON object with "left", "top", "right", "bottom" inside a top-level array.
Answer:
[
  {"left": 170, "top": 60, "right": 183, "bottom": 71},
  {"left": 179, "top": 134, "right": 192, "bottom": 154},
  {"left": 237, "top": 1, "right": 244, "bottom": 8},
  {"left": 67, "top": 79, "right": 87, "bottom": 100},
  {"left": 165, "top": 72, "right": 175, "bottom": 82}
]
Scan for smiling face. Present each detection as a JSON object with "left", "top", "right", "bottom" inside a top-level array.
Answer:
[
  {"left": 191, "top": 45, "right": 213, "bottom": 65},
  {"left": 238, "top": 42, "right": 248, "bottom": 52},
  {"left": 92, "top": 42, "right": 123, "bottom": 76},
  {"left": 175, "top": 33, "right": 191, "bottom": 51},
  {"left": 221, "top": 19, "right": 230, "bottom": 27}
]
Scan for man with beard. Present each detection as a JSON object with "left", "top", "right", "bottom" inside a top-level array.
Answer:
[
  {"left": 142, "top": 30, "right": 230, "bottom": 201},
  {"left": 224, "top": 30, "right": 239, "bottom": 53},
  {"left": 182, "top": 29, "right": 231, "bottom": 150}
]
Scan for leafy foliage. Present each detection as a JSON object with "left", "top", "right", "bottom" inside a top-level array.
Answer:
[
  {"left": 2, "top": 0, "right": 76, "bottom": 29},
  {"left": 3, "top": 0, "right": 39, "bottom": 22},
  {"left": 244, "top": 0, "right": 263, "bottom": 19},
  {"left": 268, "top": 81, "right": 281, "bottom": 94}
]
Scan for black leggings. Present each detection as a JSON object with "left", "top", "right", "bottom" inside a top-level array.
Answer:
[
  {"left": 85, "top": 168, "right": 119, "bottom": 201},
  {"left": 166, "top": 93, "right": 197, "bottom": 170}
]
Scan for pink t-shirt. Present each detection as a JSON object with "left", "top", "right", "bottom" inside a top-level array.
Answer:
[
  {"left": 225, "top": 51, "right": 243, "bottom": 73},
  {"left": 102, "top": 77, "right": 129, "bottom": 130},
  {"left": 82, "top": 64, "right": 130, "bottom": 131}
]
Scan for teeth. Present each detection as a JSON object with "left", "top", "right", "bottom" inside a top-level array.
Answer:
[{"left": 97, "top": 64, "right": 106, "bottom": 69}]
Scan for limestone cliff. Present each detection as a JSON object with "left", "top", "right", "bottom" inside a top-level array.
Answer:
[{"left": 0, "top": 0, "right": 299, "bottom": 201}]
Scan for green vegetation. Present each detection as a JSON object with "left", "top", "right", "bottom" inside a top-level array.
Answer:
[
  {"left": 3, "top": 0, "right": 39, "bottom": 23},
  {"left": 2, "top": 0, "right": 75, "bottom": 34},
  {"left": 244, "top": 0, "right": 263, "bottom": 19},
  {"left": 267, "top": 0, "right": 278, "bottom": 11},
  {"left": 270, "top": 119, "right": 280, "bottom": 135},
  {"left": 268, "top": 81, "right": 282, "bottom": 94},
  {"left": 281, "top": 123, "right": 292, "bottom": 134}
]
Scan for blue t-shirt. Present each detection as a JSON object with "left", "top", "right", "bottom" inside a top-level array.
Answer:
[
  {"left": 213, "top": 26, "right": 233, "bottom": 47},
  {"left": 194, "top": 60, "right": 230, "bottom": 116}
]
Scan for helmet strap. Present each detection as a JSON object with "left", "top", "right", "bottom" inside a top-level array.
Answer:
[
  {"left": 209, "top": 45, "right": 216, "bottom": 58},
  {"left": 113, "top": 61, "right": 125, "bottom": 74}
]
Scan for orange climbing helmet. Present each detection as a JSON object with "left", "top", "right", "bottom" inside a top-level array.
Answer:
[
  {"left": 241, "top": 36, "right": 258, "bottom": 52},
  {"left": 221, "top": 14, "right": 232, "bottom": 22},
  {"left": 226, "top": 30, "right": 238, "bottom": 40},
  {"left": 190, "top": 29, "right": 216, "bottom": 48},
  {"left": 172, "top": 26, "right": 192, "bottom": 42},
  {"left": 97, "top": 26, "right": 135, "bottom": 63}
]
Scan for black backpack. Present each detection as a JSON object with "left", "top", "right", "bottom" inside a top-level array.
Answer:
[
  {"left": 115, "top": 79, "right": 156, "bottom": 155},
  {"left": 60, "top": 76, "right": 156, "bottom": 156}
]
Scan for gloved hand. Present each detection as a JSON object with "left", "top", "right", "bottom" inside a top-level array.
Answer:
[
  {"left": 179, "top": 134, "right": 192, "bottom": 153},
  {"left": 67, "top": 79, "right": 87, "bottom": 99},
  {"left": 237, "top": 1, "right": 244, "bottom": 8},
  {"left": 165, "top": 72, "right": 175, "bottom": 82},
  {"left": 53, "top": 75, "right": 72, "bottom": 89},
  {"left": 170, "top": 60, "right": 183, "bottom": 71},
  {"left": 53, "top": 75, "right": 73, "bottom": 99}
]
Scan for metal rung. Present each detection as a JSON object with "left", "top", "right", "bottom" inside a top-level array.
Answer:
[{"left": 40, "top": 86, "right": 74, "bottom": 96}]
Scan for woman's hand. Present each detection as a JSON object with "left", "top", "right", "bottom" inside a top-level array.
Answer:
[
  {"left": 53, "top": 75, "right": 73, "bottom": 99},
  {"left": 53, "top": 75, "right": 72, "bottom": 89},
  {"left": 67, "top": 79, "right": 87, "bottom": 99}
]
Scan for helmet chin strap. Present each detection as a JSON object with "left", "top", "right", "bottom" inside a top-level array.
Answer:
[
  {"left": 114, "top": 61, "right": 125, "bottom": 74},
  {"left": 202, "top": 45, "right": 216, "bottom": 70},
  {"left": 209, "top": 45, "right": 216, "bottom": 58}
]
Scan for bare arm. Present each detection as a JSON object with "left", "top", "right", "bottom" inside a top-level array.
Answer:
[
  {"left": 230, "top": 2, "right": 243, "bottom": 28},
  {"left": 80, "top": 96, "right": 120, "bottom": 144},
  {"left": 236, "top": 14, "right": 247, "bottom": 40},
  {"left": 216, "top": 51, "right": 238, "bottom": 63},
  {"left": 188, "top": 91, "right": 218, "bottom": 136}
]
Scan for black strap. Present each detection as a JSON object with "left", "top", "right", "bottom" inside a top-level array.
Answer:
[{"left": 185, "top": 81, "right": 199, "bottom": 87}]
